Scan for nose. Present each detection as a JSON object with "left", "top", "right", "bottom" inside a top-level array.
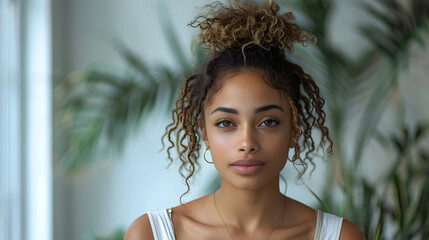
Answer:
[{"left": 238, "top": 124, "right": 259, "bottom": 154}]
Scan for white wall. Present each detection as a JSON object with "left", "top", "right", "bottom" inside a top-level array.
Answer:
[{"left": 52, "top": 0, "right": 429, "bottom": 239}]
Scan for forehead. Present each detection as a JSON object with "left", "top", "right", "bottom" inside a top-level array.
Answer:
[{"left": 205, "top": 70, "right": 289, "bottom": 112}]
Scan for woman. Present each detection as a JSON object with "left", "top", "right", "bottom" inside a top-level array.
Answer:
[{"left": 125, "top": 1, "right": 366, "bottom": 239}]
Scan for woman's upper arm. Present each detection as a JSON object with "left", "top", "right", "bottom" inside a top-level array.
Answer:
[
  {"left": 124, "top": 214, "right": 155, "bottom": 240},
  {"left": 339, "top": 219, "right": 366, "bottom": 240}
]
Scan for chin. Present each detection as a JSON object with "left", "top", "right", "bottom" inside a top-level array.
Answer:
[{"left": 226, "top": 176, "right": 276, "bottom": 191}]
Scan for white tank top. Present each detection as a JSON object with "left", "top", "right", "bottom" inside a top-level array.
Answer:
[{"left": 147, "top": 208, "right": 343, "bottom": 240}]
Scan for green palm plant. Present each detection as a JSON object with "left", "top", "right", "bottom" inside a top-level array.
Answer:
[
  {"left": 285, "top": 0, "right": 429, "bottom": 238},
  {"left": 53, "top": 26, "right": 204, "bottom": 172},
  {"left": 375, "top": 123, "right": 429, "bottom": 239},
  {"left": 54, "top": 0, "right": 429, "bottom": 239}
]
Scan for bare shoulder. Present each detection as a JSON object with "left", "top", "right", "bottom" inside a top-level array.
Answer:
[
  {"left": 124, "top": 214, "right": 154, "bottom": 240},
  {"left": 339, "top": 219, "right": 366, "bottom": 240},
  {"left": 284, "top": 197, "right": 318, "bottom": 219}
]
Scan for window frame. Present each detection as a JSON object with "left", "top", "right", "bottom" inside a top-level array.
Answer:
[{"left": 1, "top": 0, "right": 52, "bottom": 239}]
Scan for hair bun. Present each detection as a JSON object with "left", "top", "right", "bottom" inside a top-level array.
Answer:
[{"left": 189, "top": 0, "right": 313, "bottom": 54}]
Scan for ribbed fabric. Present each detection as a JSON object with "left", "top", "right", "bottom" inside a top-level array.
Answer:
[
  {"left": 147, "top": 208, "right": 176, "bottom": 240},
  {"left": 314, "top": 210, "right": 324, "bottom": 240},
  {"left": 317, "top": 211, "right": 343, "bottom": 240},
  {"left": 147, "top": 209, "right": 343, "bottom": 240}
]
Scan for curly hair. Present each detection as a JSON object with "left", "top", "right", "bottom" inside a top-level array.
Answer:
[{"left": 163, "top": 0, "right": 333, "bottom": 199}]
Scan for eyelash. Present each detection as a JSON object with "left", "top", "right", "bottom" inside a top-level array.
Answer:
[
  {"left": 214, "top": 117, "right": 280, "bottom": 128},
  {"left": 215, "top": 118, "right": 234, "bottom": 128},
  {"left": 260, "top": 117, "right": 279, "bottom": 127}
]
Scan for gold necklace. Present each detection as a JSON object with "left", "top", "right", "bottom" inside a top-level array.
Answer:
[{"left": 213, "top": 193, "right": 284, "bottom": 240}]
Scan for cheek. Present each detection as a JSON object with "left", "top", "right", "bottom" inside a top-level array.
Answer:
[
  {"left": 265, "top": 134, "right": 292, "bottom": 157},
  {"left": 207, "top": 132, "right": 232, "bottom": 159},
  {"left": 269, "top": 140, "right": 290, "bottom": 171}
]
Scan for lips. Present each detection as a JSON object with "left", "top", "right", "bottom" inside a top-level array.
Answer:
[
  {"left": 230, "top": 159, "right": 265, "bottom": 175},
  {"left": 231, "top": 159, "right": 265, "bottom": 166}
]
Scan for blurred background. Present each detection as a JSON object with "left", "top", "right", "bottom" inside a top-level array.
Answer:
[{"left": 1, "top": 0, "right": 428, "bottom": 239}]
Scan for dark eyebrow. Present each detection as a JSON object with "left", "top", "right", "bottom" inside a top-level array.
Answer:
[
  {"left": 211, "top": 105, "right": 283, "bottom": 115},
  {"left": 254, "top": 105, "right": 284, "bottom": 113},
  {"left": 211, "top": 107, "right": 238, "bottom": 115}
]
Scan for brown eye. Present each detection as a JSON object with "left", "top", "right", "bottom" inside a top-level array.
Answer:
[
  {"left": 260, "top": 119, "right": 278, "bottom": 127},
  {"left": 216, "top": 120, "right": 234, "bottom": 128}
]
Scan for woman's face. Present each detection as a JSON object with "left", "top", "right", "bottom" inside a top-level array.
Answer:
[{"left": 200, "top": 70, "right": 295, "bottom": 190}]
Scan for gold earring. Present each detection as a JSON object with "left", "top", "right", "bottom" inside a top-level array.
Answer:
[{"left": 203, "top": 147, "right": 213, "bottom": 164}]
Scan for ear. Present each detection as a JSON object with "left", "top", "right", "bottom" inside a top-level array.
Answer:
[
  {"left": 289, "top": 131, "right": 296, "bottom": 149},
  {"left": 198, "top": 119, "right": 209, "bottom": 148},
  {"left": 289, "top": 128, "right": 300, "bottom": 149},
  {"left": 287, "top": 97, "right": 299, "bottom": 149}
]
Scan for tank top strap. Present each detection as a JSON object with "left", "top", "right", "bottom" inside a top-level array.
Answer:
[
  {"left": 314, "top": 210, "right": 324, "bottom": 240},
  {"left": 314, "top": 210, "right": 343, "bottom": 240},
  {"left": 147, "top": 208, "right": 176, "bottom": 240}
]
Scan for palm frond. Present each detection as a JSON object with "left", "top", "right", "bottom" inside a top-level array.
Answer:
[
  {"left": 289, "top": 0, "right": 429, "bottom": 238},
  {"left": 359, "top": 0, "right": 429, "bottom": 69},
  {"left": 54, "top": 31, "right": 204, "bottom": 173}
]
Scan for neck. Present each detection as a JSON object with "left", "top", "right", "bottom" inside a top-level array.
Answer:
[{"left": 214, "top": 176, "right": 286, "bottom": 233}]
